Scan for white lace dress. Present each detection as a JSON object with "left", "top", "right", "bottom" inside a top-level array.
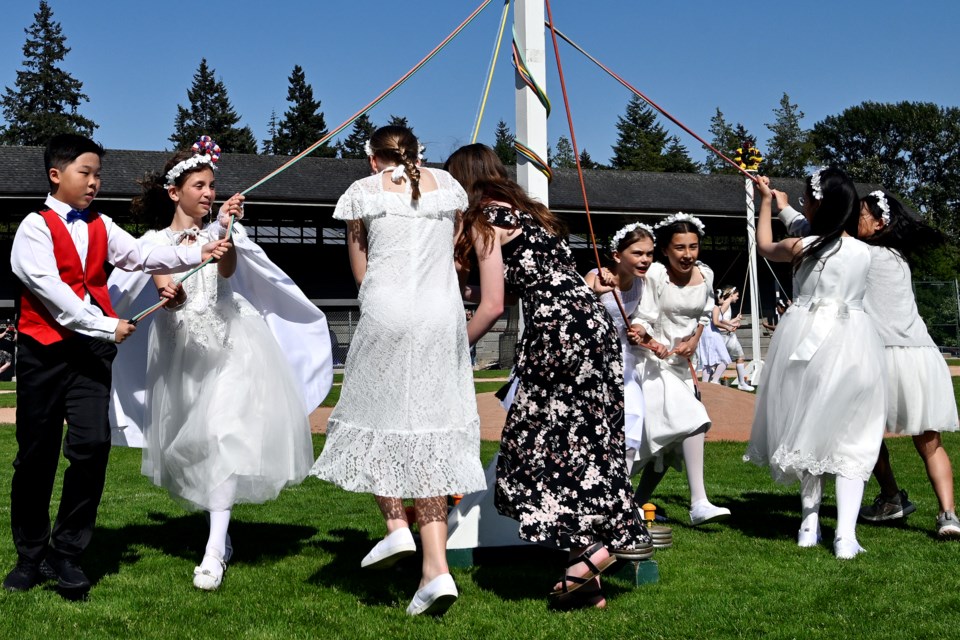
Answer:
[
  {"left": 629, "top": 261, "right": 713, "bottom": 470},
  {"left": 310, "top": 168, "right": 486, "bottom": 498},
  {"left": 745, "top": 237, "right": 887, "bottom": 483},
  {"left": 141, "top": 226, "right": 314, "bottom": 511}
]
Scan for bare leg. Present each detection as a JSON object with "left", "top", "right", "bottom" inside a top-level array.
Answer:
[
  {"left": 914, "top": 431, "right": 956, "bottom": 514},
  {"left": 871, "top": 441, "right": 901, "bottom": 497},
  {"left": 414, "top": 496, "right": 449, "bottom": 588}
]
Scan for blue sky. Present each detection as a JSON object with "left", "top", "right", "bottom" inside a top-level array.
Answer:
[{"left": 2, "top": 1, "right": 959, "bottom": 165}]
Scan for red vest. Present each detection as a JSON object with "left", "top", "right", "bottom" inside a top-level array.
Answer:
[{"left": 18, "top": 209, "right": 118, "bottom": 345}]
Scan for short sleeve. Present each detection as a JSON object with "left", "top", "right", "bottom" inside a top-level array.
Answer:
[
  {"left": 332, "top": 181, "right": 366, "bottom": 221},
  {"left": 697, "top": 262, "right": 715, "bottom": 325}
]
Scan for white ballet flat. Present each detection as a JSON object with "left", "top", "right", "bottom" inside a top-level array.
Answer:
[
  {"left": 193, "top": 553, "right": 227, "bottom": 591},
  {"left": 797, "top": 526, "right": 821, "bottom": 548},
  {"left": 361, "top": 527, "right": 416, "bottom": 570},
  {"left": 406, "top": 573, "right": 458, "bottom": 616}
]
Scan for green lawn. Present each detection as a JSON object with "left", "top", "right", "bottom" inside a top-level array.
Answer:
[{"left": 0, "top": 381, "right": 15, "bottom": 391}]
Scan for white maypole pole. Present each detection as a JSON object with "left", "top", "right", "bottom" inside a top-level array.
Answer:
[
  {"left": 514, "top": 0, "right": 548, "bottom": 206},
  {"left": 739, "top": 141, "right": 764, "bottom": 385}
]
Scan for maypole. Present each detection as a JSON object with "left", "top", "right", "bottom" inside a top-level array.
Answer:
[
  {"left": 514, "top": 0, "right": 549, "bottom": 205},
  {"left": 735, "top": 142, "right": 764, "bottom": 384}
]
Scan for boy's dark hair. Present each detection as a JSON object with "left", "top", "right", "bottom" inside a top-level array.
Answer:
[{"left": 44, "top": 134, "right": 105, "bottom": 186}]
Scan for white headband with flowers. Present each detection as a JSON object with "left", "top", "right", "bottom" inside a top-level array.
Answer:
[
  {"left": 610, "top": 222, "right": 654, "bottom": 251},
  {"left": 164, "top": 137, "right": 221, "bottom": 188},
  {"left": 870, "top": 190, "right": 891, "bottom": 225},
  {"left": 809, "top": 166, "right": 828, "bottom": 201},
  {"left": 654, "top": 212, "right": 706, "bottom": 236},
  {"left": 364, "top": 139, "right": 426, "bottom": 162}
]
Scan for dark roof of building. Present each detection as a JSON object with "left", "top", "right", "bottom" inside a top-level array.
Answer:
[{"left": 0, "top": 145, "right": 885, "bottom": 216}]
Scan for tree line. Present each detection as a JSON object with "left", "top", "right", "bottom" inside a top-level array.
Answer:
[{"left": 4, "top": 2, "right": 960, "bottom": 238}]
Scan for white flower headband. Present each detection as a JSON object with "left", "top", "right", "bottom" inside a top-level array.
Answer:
[
  {"left": 164, "top": 137, "right": 221, "bottom": 188},
  {"left": 654, "top": 212, "right": 706, "bottom": 236},
  {"left": 870, "top": 190, "right": 891, "bottom": 225},
  {"left": 809, "top": 166, "right": 827, "bottom": 201},
  {"left": 364, "top": 139, "right": 426, "bottom": 162},
  {"left": 610, "top": 222, "right": 654, "bottom": 251}
]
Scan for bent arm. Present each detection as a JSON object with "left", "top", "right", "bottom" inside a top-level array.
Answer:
[{"left": 466, "top": 229, "right": 506, "bottom": 347}]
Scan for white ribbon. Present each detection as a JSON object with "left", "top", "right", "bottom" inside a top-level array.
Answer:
[
  {"left": 390, "top": 164, "right": 407, "bottom": 183},
  {"left": 788, "top": 296, "right": 861, "bottom": 361},
  {"left": 173, "top": 227, "right": 200, "bottom": 245}
]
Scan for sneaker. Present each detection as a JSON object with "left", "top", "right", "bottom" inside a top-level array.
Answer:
[
  {"left": 859, "top": 489, "right": 916, "bottom": 522},
  {"left": 689, "top": 501, "right": 731, "bottom": 526},
  {"left": 936, "top": 511, "right": 960, "bottom": 539},
  {"left": 42, "top": 553, "right": 91, "bottom": 600},
  {"left": 3, "top": 557, "right": 48, "bottom": 592},
  {"left": 834, "top": 537, "right": 866, "bottom": 560},
  {"left": 361, "top": 527, "right": 416, "bottom": 569},
  {"left": 406, "top": 573, "right": 458, "bottom": 616}
]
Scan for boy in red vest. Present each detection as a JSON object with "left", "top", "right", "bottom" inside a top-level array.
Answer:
[{"left": 5, "top": 134, "right": 230, "bottom": 599}]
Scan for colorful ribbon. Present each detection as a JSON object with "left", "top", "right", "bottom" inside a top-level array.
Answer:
[
  {"left": 514, "top": 140, "right": 553, "bottom": 182},
  {"left": 511, "top": 25, "right": 551, "bottom": 117},
  {"left": 471, "top": 0, "right": 511, "bottom": 144}
]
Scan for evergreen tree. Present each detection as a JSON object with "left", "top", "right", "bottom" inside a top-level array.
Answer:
[
  {"left": 704, "top": 108, "right": 753, "bottom": 175},
  {"left": 661, "top": 136, "right": 701, "bottom": 173},
  {"left": 272, "top": 65, "right": 333, "bottom": 157},
  {"left": 0, "top": 1, "right": 97, "bottom": 145},
  {"left": 579, "top": 149, "right": 602, "bottom": 170},
  {"left": 608, "top": 96, "right": 696, "bottom": 172},
  {"left": 170, "top": 58, "right": 257, "bottom": 154},
  {"left": 262, "top": 110, "right": 278, "bottom": 156},
  {"left": 552, "top": 135, "right": 576, "bottom": 169},
  {"left": 387, "top": 115, "right": 411, "bottom": 131},
  {"left": 337, "top": 114, "right": 376, "bottom": 159},
  {"left": 764, "top": 93, "right": 814, "bottom": 178},
  {"left": 493, "top": 119, "right": 516, "bottom": 166}
]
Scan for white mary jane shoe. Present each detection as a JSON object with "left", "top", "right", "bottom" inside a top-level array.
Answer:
[
  {"left": 193, "top": 553, "right": 227, "bottom": 591},
  {"left": 689, "top": 501, "right": 731, "bottom": 526},
  {"left": 361, "top": 527, "right": 417, "bottom": 570},
  {"left": 833, "top": 537, "right": 866, "bottom": 560},
  {"left": 406, "top": 573, "right": 458, "bottom": 616},
  {"left": 797, "top": 525, "right": 821, "bottom": 548}
]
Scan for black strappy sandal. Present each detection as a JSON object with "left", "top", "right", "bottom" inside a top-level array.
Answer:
[{"left": 548, "top": 542, "right": 617, "bottom": 605}]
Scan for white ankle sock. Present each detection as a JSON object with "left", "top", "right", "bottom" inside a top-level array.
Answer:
[{"left": 736, "top": 363, "right": 750, "bottom": 386}]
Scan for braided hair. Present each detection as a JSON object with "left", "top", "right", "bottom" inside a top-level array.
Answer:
[{"left": 368, "top": 125, "right": 422, "bottom": 201}]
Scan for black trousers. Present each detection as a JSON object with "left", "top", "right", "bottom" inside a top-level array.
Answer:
[{"left": 10, "top": 334, "right": 117, "bottom": 562}]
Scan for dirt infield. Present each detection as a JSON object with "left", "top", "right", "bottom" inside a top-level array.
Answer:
[{"left": 309, "top": 382, "right": 757, "bottom": 443}]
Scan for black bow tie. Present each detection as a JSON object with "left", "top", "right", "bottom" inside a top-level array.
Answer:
[{"left": 66, "top": 209, "right": 90, "bottom": 223}]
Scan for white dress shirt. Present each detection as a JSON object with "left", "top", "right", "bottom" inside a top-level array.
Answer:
[{"left": 11, "top": 194, "right": 203, "bottom": 342}]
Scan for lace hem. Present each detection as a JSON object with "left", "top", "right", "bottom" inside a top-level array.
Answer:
[
  {"left": 311, "top": 418, "right": 486, "bottom": 498},
  {"left": 744, "top": 447, "right": 874, "bottom": 483}
]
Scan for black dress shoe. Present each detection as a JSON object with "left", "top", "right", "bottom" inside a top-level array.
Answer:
[
  {"left": 3, "top": 558, "right": 48, "bottom": 592},
  {"left": 42, "top": 554, "right": 90, "bottom": 599}
]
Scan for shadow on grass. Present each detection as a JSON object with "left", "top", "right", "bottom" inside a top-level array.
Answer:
[
  {"left": 307, "top": 527, "right": 417, "bottom": 606},
  {"left": 85, "top": 512, "right": 317, "bottom": 585}
]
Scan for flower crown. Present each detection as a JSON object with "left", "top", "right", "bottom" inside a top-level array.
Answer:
[
  {"left": 364, "top": 139, "right": 426, "bottom": 162},
  {"left": 870, "top": 190, "right": 891, "bottom": 225},
  {"left": 809, "top": 166, "right": 827, "bottom": 201},
  {"left": 654, "top": 212, "right": 705, "bottom": 236},
  {"left": 610, "top": 222, "right": 654, "bottom": 251},
  {"left": 164, "top": 136, "right": 221, "bottom": 187}
]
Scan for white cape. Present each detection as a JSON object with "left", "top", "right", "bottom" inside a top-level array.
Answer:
[{"left": 108, "top": 223, "right": 333, "bottom": 447}]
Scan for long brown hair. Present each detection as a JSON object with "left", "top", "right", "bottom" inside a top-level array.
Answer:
[
  {"left": 132, "top": 149, "right": 214, "bottom": 230},
  {"left": 444, "top": 143, "right": 564, "bottom": 265}
]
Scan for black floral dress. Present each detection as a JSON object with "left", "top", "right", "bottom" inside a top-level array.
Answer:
[{"left": 489, "top": 205, "right": 650, "bottom": 549}]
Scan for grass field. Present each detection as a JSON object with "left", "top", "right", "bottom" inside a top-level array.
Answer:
[{"left": 0, "top": 425, "right": 957, "bottom": 638}]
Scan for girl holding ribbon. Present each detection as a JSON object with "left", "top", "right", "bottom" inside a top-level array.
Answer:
[
  {"left": 745, "top": 167, "right": 886, "bottom": 559},
  {"left": 626, "top": 213, "right": 731, "bottom": 526},
  {"left": 109, "top": 137, "right": 333, "bottom": 590}
]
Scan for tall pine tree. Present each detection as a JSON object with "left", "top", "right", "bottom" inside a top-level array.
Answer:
[
  {"left": 337, "top": 114, "right": 376, "bottom": 159},
  {"left": 704, "top": 108, "right": 753, "bottom": 175},
  {"left": 764, "top": 93, "right": 814, "bottom": 178},
  {"left": 1, "top": 1, "right": 97, "bottom": 145},
  {"left": 610, "top": 96, "right": 695, "bottom": 172},
  {"left": 493, "top": 119, "right": 516, "bottom": 166},
  {"left": 552, "top": 135, "right": 576, "bottom": 169},
  {"left": 170, "top": 59, "right": 257, "bottom": 154},
  {"left": 271, "top": 65, "right": 333, "bottom": 157},
  {"left": 262, "top": 110, "right": 278, "bottom": 155}
]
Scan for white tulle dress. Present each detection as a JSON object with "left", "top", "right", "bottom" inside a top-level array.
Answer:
[
  {"left": 629, "top": 261, "right": 713, "bottom": 470},
  {"left": 864, "top": 246, "right": 959, "bottom": 435},
  {"left": 310, "top": 168, "right": 486, "bottom": 498},
  {"left": 745, "top": 237, "right": 887, "bottom": 483},
  {"left": 589, "top": 269, "right": 645, "bottom": 451},
  {"left": 695, "top": 314, "right": 732, "bottom": 371},
  {"left": 113, "top": 224, "right": 321, "bottom": 511}
]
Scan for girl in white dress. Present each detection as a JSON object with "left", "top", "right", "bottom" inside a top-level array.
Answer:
[
  {"left": 585, "top": 222, "right": 655, "bottom": 471},
  {"left": 745, "top": 168, "right": 887, "bottom": 559},
  {"left": 626, "top": 213, "right": 732, "bottom": 526},
  {"left": 856, "top": 192, "right": 960, "bottom": 538},
  {"left": 695, "top": 303, "right": 732, "bottom": 384},
  {"left": 716, "top": 287, "right": 754, "bottom": 391},
  {"left": 310, "top": 126, "right": 485, "bottom": 616},
  {"left": 112, "top": 140, "right": 330, "bottom": 590}
]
